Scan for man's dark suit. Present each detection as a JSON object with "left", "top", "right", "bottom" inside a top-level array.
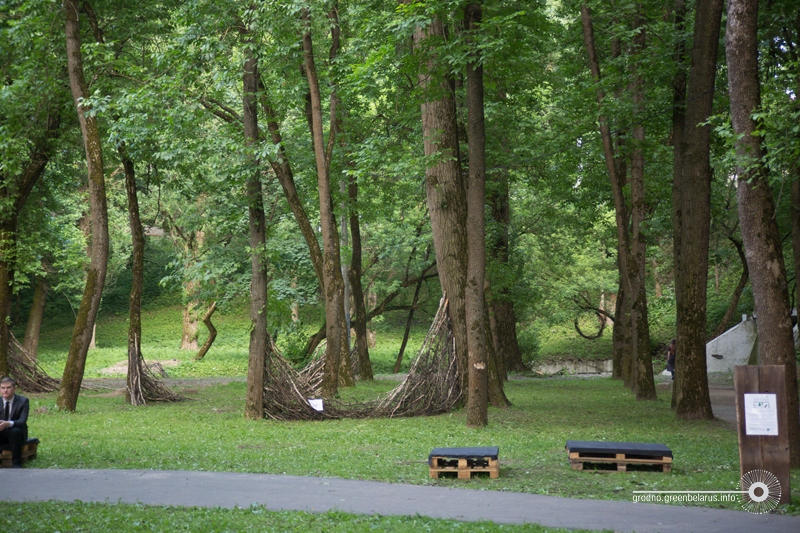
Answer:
[{"left": 1, "top": 393, "right": 29, "bottom": 467}]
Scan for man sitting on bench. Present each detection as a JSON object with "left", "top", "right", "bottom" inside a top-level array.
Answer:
[{"left": 0, "top": 377, "right": 29, "bottom": 468}]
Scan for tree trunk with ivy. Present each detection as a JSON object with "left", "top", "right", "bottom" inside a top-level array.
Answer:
[
  {"left": 57, "top": 0, "right": 110, "bottom": 411},
  {"left": 242, "top": 30, "right": 268, "bottom": 420}
]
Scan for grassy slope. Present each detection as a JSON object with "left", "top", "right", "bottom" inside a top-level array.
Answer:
[{"left": 31, "top": 303, "right": 429, "bottom": 378}]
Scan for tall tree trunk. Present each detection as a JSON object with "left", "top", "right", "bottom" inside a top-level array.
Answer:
[
  {"left": 726, "top": 0, "right": 800, "bottom": 466},
  {"left": 22, "top": 276, "right": 48, "bottom": 361},
  {"left": 117, "top": 148, "right": 184, "bottom": 405},
  {"left": 628, "top": 7, "right": 656, "bottom": 401},
  {"left": 793, "top": 179, "right": 800, "bottom": 323},
  {"left": 80, "top": 15, "right": 152, "bottom": 405},
  {"left": 302, "top": 8, "right": 347, "bottom": 398},
  {"left": 611, "top": 280, "right": 628, "bottom": 379},
  {"left": 671, "top": 0, "right": 722, "bottom": 419},
  {"left": 348, "top": 173, "right": 373, "bottom": 380},
  {"left": 582, "top": 4, "right": 639, "bottom": 391},
  {"left": 327, "top": 6, "right": 354, "bottom": 389},
  {"left": 180, "top": 299, "right": 199, "bottom": 350},
  {"left": 671, "top": 0, "right": 687, "bottom": 273},
  {"left": 581, "top": 4, "right": 654, "bottom": 399},
  {"left": 120, "top": 146, "right": 147, "bottom": 406},
  {"left": 259, "top": 89, "right": 332, "bottom": 368},
  {"left": 491, "top": 300, "right": 524, "bottom": 372},
  {"left": 412, "top": 14, "right": 470, "bottom": 396},
  {"left": 485, "top": 280, "right": 511, "bottom": 407},
  {"left": 164, "top": 216, "right": 200, "bottom": 351},
  {"left": 0, "top": 217, "right": 18, "bottom": 377},
  {"left": 488, "top": 164, "right": 525, "bottom": 372},
  {"left": 651, "top": 258, "right": 662, "bottom": 298},
  {"left": 243, "top": 34, "right": 268, "bottom": 420},
  {"left": 57, "top": 0, "right": 110, "bottom": 412},
  {"left": 0, "top": 111, "right": 57, "bottom": 375},
  {"left": 790, "top": 13, "right": 800, "bottom": 428},
  {"left": 610, "top": 22, "right": 630, "bottom": 387},
  {"left": 465, "top": 0, "right": 489, "bottom": 427}
]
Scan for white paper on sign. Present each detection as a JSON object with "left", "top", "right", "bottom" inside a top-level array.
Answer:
[
  {"left": 308, "top": 398, "right": 324, "bottom": 412},
  {"left": 744, "top": 393, "right": 778, "bottom": 436}
]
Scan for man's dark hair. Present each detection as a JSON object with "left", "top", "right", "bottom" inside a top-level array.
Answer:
[{"left": 0, "top": 376, "right": 17, "bottom": 386}]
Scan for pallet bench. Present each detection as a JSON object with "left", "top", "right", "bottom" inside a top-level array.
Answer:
[
  {"left": 0, "top": 437, "right": 39, "bottom": 468},
  {"left": 566, "top": 440, "right": 672, "bottom": 473},
  {"left": 429, "top": 446, "right": 499, "bottom": 479}
]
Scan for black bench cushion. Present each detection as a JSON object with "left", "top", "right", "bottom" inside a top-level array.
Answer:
[
  {"left": 0, "top": 437, "right": 38, "bottom": 451},
  {"left": 566, "top": 440, "right": 672, "bottom": 458},
  {"left": 428, "top": 446, "right": 499, "bottom": 465}
]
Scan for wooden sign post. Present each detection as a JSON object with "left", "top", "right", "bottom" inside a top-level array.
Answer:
[{"left": 734, "top": 365, "right": 791, "bottom": 505}]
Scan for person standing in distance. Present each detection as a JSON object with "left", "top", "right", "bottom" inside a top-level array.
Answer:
[
  {"left": 666, "top": 339, "right": 677, "bottom": 381},
  {"left": 0, "top": 377, "right": 29, "bottom": 468}
]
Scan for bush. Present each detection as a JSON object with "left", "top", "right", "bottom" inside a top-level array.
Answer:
[
  {"left": 517, "top": 326, "right": 540, "bottom": 367},
  {"left": 277, "top": 321, "right": 314, "bottom": 368}
]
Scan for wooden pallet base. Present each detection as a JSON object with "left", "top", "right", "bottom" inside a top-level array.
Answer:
[
  {"left": 568, "top": 451, "right": 671, "bottom": 473},
  {"left": 0, "top": 438, "right": 39, "bottom": 468},
  {"left": 429, "top": 456, "right": 499, "bottom": 479}
]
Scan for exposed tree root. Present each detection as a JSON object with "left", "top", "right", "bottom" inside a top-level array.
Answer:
[{"left": 127, "top": 336, "right": 187, "bottom": 405}]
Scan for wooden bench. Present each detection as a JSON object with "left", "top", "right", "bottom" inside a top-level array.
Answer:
[
  {"left": 566, "top": 440, "right": 672, "bottom": 473},
  {"left": 428, "top": 446, "right": 499, "bottom": 479},
  {"left": 0, "top": 437, "right": 39, "bottom": 468}
]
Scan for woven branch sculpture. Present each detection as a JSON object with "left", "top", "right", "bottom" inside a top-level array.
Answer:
[
  {"left": 9, "top": 332, "right": 183, "bottom": 402},
  {"left": 8, "top": 334, "right": 60, "bottom": 393},
  {"left": 262, "top": 296, "right": 462, "bottom": 420}
]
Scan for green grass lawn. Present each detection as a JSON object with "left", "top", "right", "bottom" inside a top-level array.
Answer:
[
  {"left": 10, "top": 302, "right": 800, "bottom": 531},
  {"left": 0, "top": 502, "right": 586, "bottom": 533}
]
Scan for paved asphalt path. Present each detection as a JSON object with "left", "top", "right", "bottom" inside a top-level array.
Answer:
[{"left": 2, "top": 468, "right": 799, "bottom": 532}]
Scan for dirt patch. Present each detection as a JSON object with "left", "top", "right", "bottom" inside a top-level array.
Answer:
[
  {"left": 98, "top": 359, "right": 180, "bottom": 376},
  {"left": 81, "top": 377, "right": 245, "bottom": 392},
  {"left": 93, "top": 388, "right": 128, "bottom": 398}
]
